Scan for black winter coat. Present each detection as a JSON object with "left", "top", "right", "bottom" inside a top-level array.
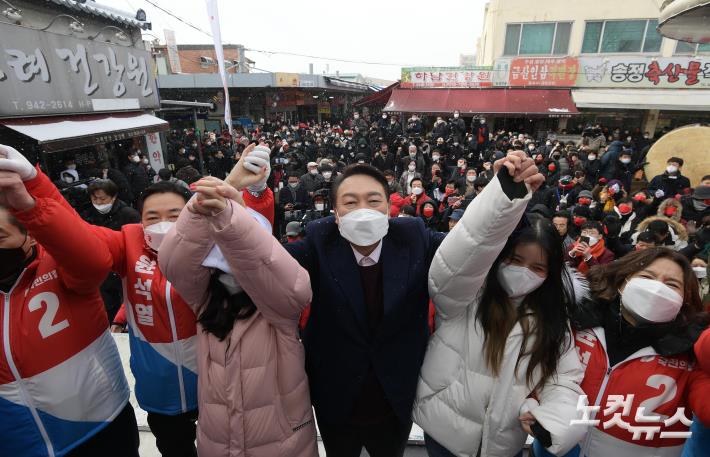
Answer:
[
  {"left": 122, "top": 162, "right": 150, "bottom": 202},
  {"left": 82, "top": 199, "right": 140, "bottom": 231}
]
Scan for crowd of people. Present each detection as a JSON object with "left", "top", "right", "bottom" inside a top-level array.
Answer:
[{"left": 0, "top": 108, "right": 709, "bottom": 457}]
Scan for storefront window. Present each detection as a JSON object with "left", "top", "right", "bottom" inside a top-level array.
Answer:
[
  {"left": 601, "top": 20, "right": 645, "bottom": 53},
  {"left": 582, "top": 19, "right": 663, "bottom": 53},
  {"left": 503, "top": 22, "right": 572, "bottom": 56},
  {"left": 642, "top": 20, "right": 662, "bottom": 52},
  {"left": 582, "top": 22, "right": 603, "bottom": 53},
  {"left": 675, "top": 40, "right": 710, "bottom": 54},
  {"left": 519, "top": 23, "right": 555, "bottom": 55},
  {"left": 504, "top": 24, "right": 521, "bottom": 55},
  {"left": 553, "top": 22, "right": 572, "bottom": 55}
]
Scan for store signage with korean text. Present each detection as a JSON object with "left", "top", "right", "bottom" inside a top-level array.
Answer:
[
  {"left": 576, "top": 57, "right": 710, "bottom": 89},
  {"left": 508, "top": 57, "right": 578, "bottom": 87},
  {"left": 93, "top": 129, "right": 152, "bottom": 144},
  {"left": 145, "top": 132, "right": 165, "bottom": 171},
  {"left": 494, "top": 56, "right": 710, "bottom": 89},
  {"left": 400, "top": 66, "right": 495, "bottom": 88},
  {"left": 318, "top": 102, "right": 330, "bottom": 115},
  {"left": 0, "top": 22, "right": 159, "bottom": 117}
]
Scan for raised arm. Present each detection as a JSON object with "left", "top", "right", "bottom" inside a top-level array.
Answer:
[
  {"left": 0, "top": 145, "right": 77, "bottom": 216},
  {"left": 184, "top": 150, "right": 311, "bottom": 334},
  {"left": 208, "top": 200, "right": 311, "bottom": 334},
  {"left": 158, "top": 198, "right": 215, "bottom": 311},
  {"left": 0, "top": 145, "right": 131, "bottom": 276},
  {"left": 4, "top": 173, "right": 112, "bottom": 293},
  {"left": 428, "top": 162, "right": 536, "bottom": 321}
]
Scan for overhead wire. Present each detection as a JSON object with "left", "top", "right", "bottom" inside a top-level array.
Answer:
[
  {"left": 137, "top": 0, "right": 657, "bottom": 77},
  {"left": 142, "top": 0, "right": 213, "bottom": 38},
  {"left": 138, "top": 0, "right": 428, "bottom": 67}
]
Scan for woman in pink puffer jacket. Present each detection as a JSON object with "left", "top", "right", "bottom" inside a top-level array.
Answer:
[{"left": 159, "top": 179, "right": 318, "bottom": 457}]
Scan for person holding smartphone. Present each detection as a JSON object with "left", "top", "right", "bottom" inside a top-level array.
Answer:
[{"left": 568, "top": 221, "right": 615, "bottom": 275}]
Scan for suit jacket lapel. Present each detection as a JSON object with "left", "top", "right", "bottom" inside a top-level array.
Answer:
[{"left": 325, "top": 236, "right": 368, "bottom": 334}]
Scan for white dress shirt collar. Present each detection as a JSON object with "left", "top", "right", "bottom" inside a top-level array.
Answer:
[{"left": 351, "top": 241, "right": 383, "bottom": 267}]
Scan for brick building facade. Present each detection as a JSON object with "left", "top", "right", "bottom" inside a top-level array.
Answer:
[{"left": 154, "top": 44, "right": 252, "bottom": 74}]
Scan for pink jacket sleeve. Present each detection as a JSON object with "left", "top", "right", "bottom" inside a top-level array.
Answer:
[
  {"left": 158, "top": 203, "right": 214, "bottom": 313},
  {"left": 208, "top": 201, "right": 312, "bottom": 335}
]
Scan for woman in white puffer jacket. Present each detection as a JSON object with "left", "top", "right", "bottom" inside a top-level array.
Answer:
[{"left": 413, "top": 153, "right": 588, "bottom": 457}]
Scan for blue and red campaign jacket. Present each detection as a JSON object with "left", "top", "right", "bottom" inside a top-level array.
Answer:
[{"left": 0, "top": 195, "right": 129, "bottom": 457}]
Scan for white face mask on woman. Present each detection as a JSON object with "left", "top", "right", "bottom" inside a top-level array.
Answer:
[
  {"left": 337, "top": 208, "right": 389, "bottom": 247},
  {"left": 497, "top": 263, "right": 546, "bottom": 299},
  {"left": 620, "top": 277, "right": 683, "bottom": 323}
]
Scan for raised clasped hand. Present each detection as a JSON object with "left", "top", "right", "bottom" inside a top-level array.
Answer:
[
  {"left": 225, "top": 143, "right": 269, "bottom": 191},
  {"left": 493, "top": 151, "right": 545, "bottom": 192},
  {"left": 188, "top": 176, "right": 244, "bottom": 216}
]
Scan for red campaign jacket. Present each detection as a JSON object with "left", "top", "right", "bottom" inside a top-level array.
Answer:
[
  {"left": 24, "top": 168, "right": 274, "bottom": 414},
  {"left": 243, "top": 188, "right": 274, "bottom": 228},
  {"left": 389, "top": 193, "right": 432, "bottom": 216},
  {"left": 572, "top": 327, "right": 710, "bottom": 457},
  {"left": 696, "top": 327, "right": 710, "bottom": 375},
  {"left": 0, "top": 196, "right": 129, "bottom": 457},
  {"left": 23, "top": 169, "right": 197, "bottom": 414}
]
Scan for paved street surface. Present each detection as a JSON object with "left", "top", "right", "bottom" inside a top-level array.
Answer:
[
  {"left": 123, "top": 335, "right": 529, "bottom": 457},
  {"left": 138, "top": 432, "right": 430, "bottom": 456}
]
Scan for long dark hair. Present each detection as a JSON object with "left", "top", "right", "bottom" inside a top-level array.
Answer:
[
  {"left": 476, "top": 217, "right": 576, "bottom": 392},
  {"left": 198, "top": 273, "right": 257, "bottom": 341}
]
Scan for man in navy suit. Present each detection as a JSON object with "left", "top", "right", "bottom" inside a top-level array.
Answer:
[{"left": 285, "top": 164, "right": 446, "bottom": 457}]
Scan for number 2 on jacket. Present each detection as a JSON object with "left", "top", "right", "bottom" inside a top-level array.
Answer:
[
  {"left": 639, "top": 374, "right": 677, "bottom": 421},
  {"left": 28, "top": 292, "right": 69, "bottom": 338}
]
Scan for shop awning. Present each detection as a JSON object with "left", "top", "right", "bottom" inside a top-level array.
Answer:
[
  {"left": 572, "top": 88, "right": 710, "bottom": 111},
  {"left": 382, "top": 88, "right": 578, "bottom": 116},
  {"left": 354, "top": 82, "right": 398, "bottom": 108},
  {"left": 1, "top": 112, "right": 168, "bottom": 153},
  {"left": 160, "top": 100, "right": 214, "bottom": 108}
]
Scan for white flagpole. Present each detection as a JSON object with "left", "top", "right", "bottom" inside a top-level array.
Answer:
[{"left": 206, "top": 0, "right": 233, "bottom": 136}]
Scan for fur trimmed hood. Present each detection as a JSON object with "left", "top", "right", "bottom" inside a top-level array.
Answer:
[
  {"left": 657, "top": 198, "right": 683, "bottom": 222},
  {"left": 635, "top": 215, "right": 688, "bottom": 241}
]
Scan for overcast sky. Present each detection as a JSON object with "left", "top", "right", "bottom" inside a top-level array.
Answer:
[{"left": 100, "top": 0, "right": 488, "bottom": 81}]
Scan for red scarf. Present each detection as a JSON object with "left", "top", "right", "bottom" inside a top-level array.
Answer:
[{"left": 574, "top": 238, "right": 607, "bottom": 275}]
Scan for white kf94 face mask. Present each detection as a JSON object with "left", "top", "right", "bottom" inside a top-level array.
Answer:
[
  {"left": 93, "top": 203, "right": 113, "bottom": 214},
  {"left": 337, "top": 208, "right": 389, "bottom": 247},
  {"left": 143, "top": 221, "right": 175, "bottom": 252},
  {"left": 497, "top": 263, "right": 546, "bottom": 299},
  {"left": 620, "top": 277, "right": 683, "bottom": 323}
]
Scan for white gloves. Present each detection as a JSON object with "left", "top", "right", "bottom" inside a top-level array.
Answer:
[
  {"left": 0, "top": 144, "right": 37, "bottom": 181},
  {"left": 244, "top": 145, "right": 271, "bottom": 192},
  {"left": 655, "top": 189, "right": 665, "bottom": 199}
]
